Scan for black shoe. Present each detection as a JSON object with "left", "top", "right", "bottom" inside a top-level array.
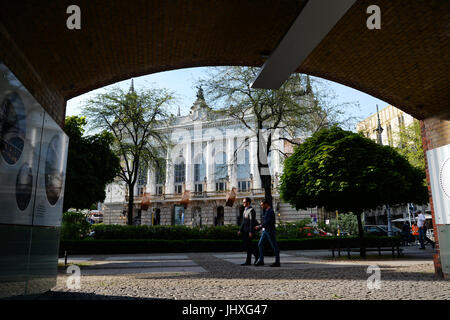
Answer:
[
  {"left": 254, "top": 261, "right": 264, "bottom": 266},
  {"left": 270, "top": 262, "right": 280, "bottom": 267},
  {"left": 241, "top": 262, "right": 251, "bottom": 266},
  {"left": 419, "top": 247, "right": 426, "bottom": 250}
]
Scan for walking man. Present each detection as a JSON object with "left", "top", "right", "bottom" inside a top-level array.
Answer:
[
  {"left": 417, "top": 210, "right": 427, "bottom": 249},
  {"left": 237, "top": 197, "right": 259, "bottom": 265},
  {"left": 254, "top": 199, "right": 280, "bottom": 267}
]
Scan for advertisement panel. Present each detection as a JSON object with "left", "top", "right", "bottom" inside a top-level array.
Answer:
[
  {"left": 0, "top": 63, "right": 44, "bottom": 226},
  {"left": 427, "top": 144, "right": 450, "bottom": 225},
  {"left": 0, "top": 62, "right": 68, "bottom": 227},
  {"left": 32, "top": 112, "right": 68, "bottom": 227}
]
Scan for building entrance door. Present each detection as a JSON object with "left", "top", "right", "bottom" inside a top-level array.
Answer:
[{"left": 215, "top": 206, "right": 224, "bottom": 226}]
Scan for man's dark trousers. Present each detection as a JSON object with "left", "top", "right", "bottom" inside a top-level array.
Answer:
[
  {"left": 418, "top": 227, "right": 426, "bottom": 249},
  {"left": 257, "top": 206, "right": 280, "bottom": 264},
  {"left": 242, "top": 233, "right": 258, "bottom": 264},
  {"left": 258, "top": 230, "right": 280, "bottom": 264}
]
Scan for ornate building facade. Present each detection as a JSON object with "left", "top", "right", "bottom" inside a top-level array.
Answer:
[{"left": 102, "top": 88, "right": 324, "bottom": 226}]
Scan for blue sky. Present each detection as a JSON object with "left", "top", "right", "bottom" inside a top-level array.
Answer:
[{"left": 66, "top": 66, "right": 390, "bottom": 130}]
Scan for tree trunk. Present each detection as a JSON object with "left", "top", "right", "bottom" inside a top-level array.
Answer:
[
  {"left": 127, "top": 183, "right": 135, "bottom": 225},
  {"left": 256, "top": 125, "right": 273, "bottom": 207},
  {"left": 260, "top": 173, "right": 273, "bottom": 207},
  {"left": 356, "top": 212, "right": 366, "bottom": 258}
]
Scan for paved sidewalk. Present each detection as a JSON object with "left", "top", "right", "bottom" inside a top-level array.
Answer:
[{"left": 43, "top": 246, "right": 449, "bottom": 300}]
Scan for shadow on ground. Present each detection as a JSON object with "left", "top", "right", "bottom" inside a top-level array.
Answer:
[{"left": 5, "top": 292, "right": 167, "bottom": 300}]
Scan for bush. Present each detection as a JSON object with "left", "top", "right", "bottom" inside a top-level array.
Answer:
[
  {"left": 59, "top": 236, "right": 401, "bottom": 255},
  {"left": 61, "top": 211, "right": 92, "bottom": 240},
  {"left": 92, "top": 224, "right": 241, "bottom": 240}
]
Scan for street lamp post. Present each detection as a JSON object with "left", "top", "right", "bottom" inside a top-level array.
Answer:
[{"left": 375, "top": 105, "right": 393, "bottom": 237}]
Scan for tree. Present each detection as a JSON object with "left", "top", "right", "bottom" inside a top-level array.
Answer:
[
  {"left": 279, "top": 126, "right": 428, "bottom": 257},
  {"left": 327, "top": 213, "right": 359, "bottom": 236},
  {"left": 83, "top": 83, "right": 174, "bottom": 225},
  {"left": 198, "top": 67, "right": 353, "bottom": 207},
  {"left": 395, "top": 119, "right": 426, "bottom": 172},
  {"left": 63, "top": 116, "right": 121, "bottom": 211}
]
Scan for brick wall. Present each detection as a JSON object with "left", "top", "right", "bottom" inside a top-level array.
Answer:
[
  {"left": 421, "top": 117, "right": 450, "bottom": 277},
  {"left": 0, "top": 22, "right": 66, "bottom": 127}
]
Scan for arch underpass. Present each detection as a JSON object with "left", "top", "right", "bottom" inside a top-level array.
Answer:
[{"left": 0, "top": 0, "right": 449, "bottom": 297}]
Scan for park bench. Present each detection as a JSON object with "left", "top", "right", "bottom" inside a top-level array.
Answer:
[{"left": 330, "top": 241, "right": 403, "bottom": 258}]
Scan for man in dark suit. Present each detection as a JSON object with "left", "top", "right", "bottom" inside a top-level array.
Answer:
[
  {"left": 237, "top": 197, "right": 259, "bottom": 265},
  {"left": 254, "top": 199, "right": 280, "bottom": 267}
]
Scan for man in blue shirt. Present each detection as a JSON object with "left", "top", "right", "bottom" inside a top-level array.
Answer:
[{"left": 254, "top": 199, "right": 280, "bottom": 267}]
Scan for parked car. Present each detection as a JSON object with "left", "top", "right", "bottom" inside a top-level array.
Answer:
[{"left": 363, "top": 225, "right": 401, "bottom": 236}]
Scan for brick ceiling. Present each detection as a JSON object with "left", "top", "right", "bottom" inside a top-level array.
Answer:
[{"left": 0, "top": 0, "right": 448, "bottom": 120}]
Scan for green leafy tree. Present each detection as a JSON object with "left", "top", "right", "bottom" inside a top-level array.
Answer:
[
  {"left": 279, "top": 126, "right": 428, "bottom": 257},
  {"left": 327, "top": 213, "right": 359, "bottom": 236},
  {"left": 395, "top": 119, "right": 426, "bottom": 172},
  {"left": 83, "top": 84, "right": 174, "bottom": 225},
  {"left": 60, "top": 211, "right": 92, "bottom": 240},
  {"left": 63, "top": 116, "right": 121, "bottom": 211}
]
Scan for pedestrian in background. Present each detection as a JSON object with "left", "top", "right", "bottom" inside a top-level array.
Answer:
[
  {"left": 417, "top": 210, "right": 427, "bottom": 249},
  {"left": 411, "top": 222, "right": 419, "bottom": 245},
  {"left": 237, "top": 197, "right": 259, "bottom": 265}
]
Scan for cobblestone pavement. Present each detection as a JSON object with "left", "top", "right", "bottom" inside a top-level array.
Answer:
[{"left": 40, "top": 248, "right": 450, "bottom": 300}]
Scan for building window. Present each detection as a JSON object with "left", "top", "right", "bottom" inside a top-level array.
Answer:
[
  {"left": 156, "top": 185, "right": 163, "bottom": 195},
  {"left": 237, "top": 149, "right": 250, "bottom": 180},
  {"left": 175, "top": 184, "right": 183, "bottom": 194},
  {"left": 216, "top": 181, "right": 225, "bottom": 191},
  {"left": 195, "top": 183, "right": 203, "bottom": 193},
  {"left": 194, "top": 154, "right": 206, "bottom": 182},
  {"left": 138, "top": 166, "right": 147, "bottom": 186},
  {"left": 155, "top": 162, "right": 166, "bottom": 185},
  {"left": 238, "top": 180, "right": 251, "bottom": 192},
  {"left": 214, "top": 151, "right": 227, "bottom": 180},
  {"left": 174, "top": 156, "right": 185, "bottom": 184}
]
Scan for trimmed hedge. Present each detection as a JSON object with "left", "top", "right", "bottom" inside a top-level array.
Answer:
[
  {"left": 59, "top": 236, "right": 400, "bottom": 255},
  {"left": 92, "top": 224, "right": 242, "bottom": 240}
]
